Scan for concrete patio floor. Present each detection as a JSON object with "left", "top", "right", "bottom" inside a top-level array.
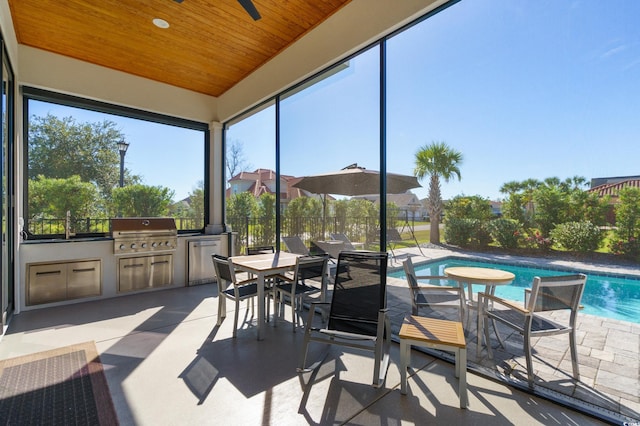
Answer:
[{"left": 0, "top": 245, "right": 636, "bottom": 425}]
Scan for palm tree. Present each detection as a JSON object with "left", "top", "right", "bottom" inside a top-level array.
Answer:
[{"left": 414, "top": 141, "right": 463, "bottom": 244}]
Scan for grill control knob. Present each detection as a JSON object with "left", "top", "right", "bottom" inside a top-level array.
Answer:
[
  {"left": 119, "top": 244, "right": 126, "bottom": 250},
  {"left": 152, "top": 242, "right": 157, "bottom": 247},
  {"left": 141, "top": 243, "right": 147, "bottom": 248},
  {"left": 130, "top": 243, "right": 137, "bottom": 249}
]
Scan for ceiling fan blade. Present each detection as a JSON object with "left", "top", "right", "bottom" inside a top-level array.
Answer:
[{"left": 238, "top": 0, "right": 261, "bottom": 21}]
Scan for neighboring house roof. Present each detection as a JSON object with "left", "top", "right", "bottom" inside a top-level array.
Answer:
[
  {"left": 588, "top": 179, "right": 640, "bottom": 199},
  {"left": 590, "top": 175, "right": 640, "bottom": 188},
  {"left": 226, "top": 168, "right": 307, "bottom": 201}
]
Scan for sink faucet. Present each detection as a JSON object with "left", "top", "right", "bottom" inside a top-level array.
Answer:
[{"left": 65, "top": 210, "right": 75, "bottom": 239}]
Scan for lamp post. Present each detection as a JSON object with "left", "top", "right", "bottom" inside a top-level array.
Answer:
[{"left": 117, "top": 140, "right": 129, "bottom": 188}]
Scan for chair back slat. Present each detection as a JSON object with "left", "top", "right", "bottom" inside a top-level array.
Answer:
[
  {"left": 328, "top": 251, "right": 388, "bottom": 336},
  {"left": 212, "top": 254, "right": 234, "bottom": 284},
  {"left": 402, "top": 258, "right": 419, "bottom": 290},
  {"left": 529, "top": 274, "right": 587, "bottom": 312},
  {"left": 295, "top": 255, "right": 327, "bottom": 282}
]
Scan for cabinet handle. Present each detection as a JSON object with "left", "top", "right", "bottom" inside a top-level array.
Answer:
[
  {"left": 124, "top": 264, "right": 144, "bottom": 268},
  {"left": 151, "top": 260, "right": 170, "bottom": 265},
  {"left": 72, "top": 268, "right": 96, "bottom": 273},
  {"left": 36, "top": 270, "right": 62, "bottom": 276}
]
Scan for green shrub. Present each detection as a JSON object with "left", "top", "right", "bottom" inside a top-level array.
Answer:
[
  {"left": 486, "top": 218, "right": 522, "bottom": 249},
  {"left": 525, "top": 230, "right": 553, "bottom": 251},
  {"left": 609, "top": 237, "right": 640, "bottom": 260},
  {"left": 550, "top": 221, "right": 603, "bottom": 253},
  {"left": 445, "top": 218, "right": 491, "bottom": 248}
]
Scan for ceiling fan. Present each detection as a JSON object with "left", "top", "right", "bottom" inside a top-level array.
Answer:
[{"left": 173, "top": 0, "right": 261, "bottom": 21}]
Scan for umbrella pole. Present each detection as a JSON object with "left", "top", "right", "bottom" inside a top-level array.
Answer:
[{"left": 322, "top": 194, "right": 327, "bottom": 239}]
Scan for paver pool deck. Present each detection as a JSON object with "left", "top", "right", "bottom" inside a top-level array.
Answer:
[{"left": 386, "top": 245, "right": 640, "bottom": 424}]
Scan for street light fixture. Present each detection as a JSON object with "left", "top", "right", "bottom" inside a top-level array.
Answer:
[{"left": 117, "top": 140, "right": 129, "bottom": 188}]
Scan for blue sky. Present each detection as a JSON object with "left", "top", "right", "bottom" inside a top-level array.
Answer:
[
  {"left": 228, "top": 0, "right": 640, "bottom": 202},
  {"left": 31, "top": 0, "right": 640, "bottom": 203}
]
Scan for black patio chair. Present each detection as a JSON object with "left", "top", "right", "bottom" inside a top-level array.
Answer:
[
  {"left": 212, "top": 254, "right": 259, "bottom": 338},
  {"left": 403, "top": 257, "right": 466, "bottom": 323},
  {"left": 298, "top": 250, "right": 390, "bottom": 387},
  {"left": 273, "top": 254, "right": 329, "bottom": 331}
]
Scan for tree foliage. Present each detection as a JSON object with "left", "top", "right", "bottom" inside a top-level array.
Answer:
[
  {"left": 445, "top": 195, "right": 493, "bottom": 221},
  {"left": 28, "top": 114, "right": 126, "bottom": 198},
  {"left": 500, "top": 176, "right": 609, "bottom": 237},
  {"left": 614, "top": 187, "right": 640, "bottom": 241},
  {"left": 255, "top": 193, "right": 276, "bottom": 246},
  {"left": 414, "top": 141, "right": 463, "bottom": 243},
  {"left": 172, "top": 181, "right": 205, "bottom": 229},
  {"left": 111, "top": 184, "right": 174, "bottom": 217},
  {"left": 29, "top": 175, "right": 99, "bottom": 221}
]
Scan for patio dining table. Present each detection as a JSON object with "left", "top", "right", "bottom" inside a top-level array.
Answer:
[{"left": 230, "top": 251, "right": 300, "bottom": 340}]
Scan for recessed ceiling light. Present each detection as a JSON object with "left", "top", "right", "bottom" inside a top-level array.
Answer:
[{"left": 152, "top": 18, "right": 170, "bottom": 29}]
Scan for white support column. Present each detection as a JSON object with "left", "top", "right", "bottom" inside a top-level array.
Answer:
[{"left": 207, "top": 120, "right": 225, "bottom": 234}]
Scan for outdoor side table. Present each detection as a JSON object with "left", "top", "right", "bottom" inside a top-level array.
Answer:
[{"left": 399, "top": 315, "right": 468, "bottom": 408}]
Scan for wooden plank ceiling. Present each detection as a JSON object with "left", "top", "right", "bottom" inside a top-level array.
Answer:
[{"left": 8, "top": 0, "right": 351, "bottom": 97}]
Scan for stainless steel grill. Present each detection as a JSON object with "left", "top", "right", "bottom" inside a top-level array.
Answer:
[{"left": 112, "top": 218, "right": 177, "bottom": 256}]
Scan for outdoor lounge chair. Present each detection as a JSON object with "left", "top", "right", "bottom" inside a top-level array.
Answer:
[
  {"left": 330, "top": 233, "right": 365, "bottom": 250},
  {"left": 284, "top": 235, "right": 347, "bottom": 280},
  {"left": 387, "top": 228, "right": 424, "bottom": 258},
  {"left": 477, "top": 273, "right": 587, "bottom": 386},
  {"left": 282, "top": 236, "right": 312, "bottom": 255},
  {"left": 298, "top": 250, "right": 391, "bottom": 387},
  {"left": 403, "top": 257, "right": 466, "bottom": 322}
]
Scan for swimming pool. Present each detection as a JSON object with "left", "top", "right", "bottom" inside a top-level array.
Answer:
[{"left": 389, "top": 257, "right": 640, "bottom": 324}]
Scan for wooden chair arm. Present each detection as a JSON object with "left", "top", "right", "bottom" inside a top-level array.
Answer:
[
  {"left": 236, "top": 278, "right": 258, "bottom": 286},
  {"left": 478, "top": 292, "right": 529, "bottom": 314},
  {"left": 414, "top": 285, "right": 460, "bottom": 291},
  {"left": 415, "top": 275, "right": 449, "bottom": 280}
]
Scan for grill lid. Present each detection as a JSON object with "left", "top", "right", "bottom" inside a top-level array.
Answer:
[{"left": 111, "top": 218, "right": 177, "bottom": 234}]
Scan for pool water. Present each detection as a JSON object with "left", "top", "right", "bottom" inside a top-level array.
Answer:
[{"left": 389, "top": 257, "right": 640, "bottom": 324}]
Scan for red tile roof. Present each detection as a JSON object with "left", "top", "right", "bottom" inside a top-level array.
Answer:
[{"left": 588, "top": 179, "right": 640, "bottom": 198}]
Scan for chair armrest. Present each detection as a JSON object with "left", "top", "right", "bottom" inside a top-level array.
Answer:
[
  {"left": 272, "top": 273, "right": 292, "bottom": 282},
  {"left": 236, "top": 278, "right": 257, "bottom": 286},
  {"left": 478, "top": 292, "right": 529, "bottom": 314},
  {"left": 415, "top": 285, "right": 459, "bottom": 291},
  {"left": 304, "top": 302, "right": 331, "bottom": 330}
]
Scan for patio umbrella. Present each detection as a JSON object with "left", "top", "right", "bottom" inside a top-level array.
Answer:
[
  {"left": 291, "top": 164, "right": 421, "bottom": 236},
  {"left": 292, "top": 163, "right": 420, "bottom": 196}
]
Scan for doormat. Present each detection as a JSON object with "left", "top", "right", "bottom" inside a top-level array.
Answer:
[{"left": 0, "top": 341, "right": 118, "bottom": 425}]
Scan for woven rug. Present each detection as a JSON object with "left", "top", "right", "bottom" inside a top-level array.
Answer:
[{"left": 0, "top": 341, "right": 118, "bottom": 425}]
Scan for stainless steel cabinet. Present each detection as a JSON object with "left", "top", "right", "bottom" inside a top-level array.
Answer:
[
  {"left": 118, "top": 254, "right": 173, "bottom": 292},
  {"left": 28, "top": 260, "right": 101, "bottom": 305},
  {"left": 187, "top": 237, "right": 227, "bottom": 285}
]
